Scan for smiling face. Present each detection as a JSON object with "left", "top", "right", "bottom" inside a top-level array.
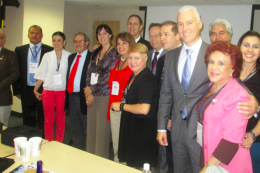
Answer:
[
  {"left": 28, "top": 27, "right": 43, "bottom": 45},
  {"left": 160, "top": 24, "right": 180, "bottom": 51},
  {"left": 240, "top": 36, "right": 260, "bottom": 65},
  {"left": 207, "top": 51, "right": 234, "bottom": 86},
  {"left": 73, "top": 34, "right": 89, "bottom": 54},
  {"left": 128, "top": 52, "right": 147, "bottom": 75},
  {"left": 210, "top": 24, "right": 231, "bottom": 43},
  {"left": 52, "top": 35, "right": 65, "bottom": 51},
  {"left": 97, "top": 28, "right": 111, "bottom": 46},
  {"left": 117, "top": 38, "right": 130, "bottom": 58},
  {"left": 127, "top": 16, "right": 143, "bottom": 39},
  {"left": 149, "top": 26, "right": 162, "bottom": 51},
  {"left": 177, "top": 10, "right": 202, "bottom": 47}
]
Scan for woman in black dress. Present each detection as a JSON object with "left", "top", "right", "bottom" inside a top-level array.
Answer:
[{"left": 111, "top": 43, "right": 159, "bottom": 170}]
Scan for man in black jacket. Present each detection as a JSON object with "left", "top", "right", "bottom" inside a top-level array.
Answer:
[
  {"left": 12, "top": 25, "right": 53, "bottom": 131},
  {"left": 65, "top": 32, "right": 91, "bottom": 150}
]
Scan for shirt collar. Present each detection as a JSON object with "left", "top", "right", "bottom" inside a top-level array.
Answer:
[
  {"left": 77, "top": 49, "right": 88, "bottom": 57},
  {"left": 29, "top": 42, "right": 42, "bottom": 49},
  {"left": 182, "top": 38, "right": 202, "bottom": 54},
  {"left": 135, "top": 35, "right": 141, "bottom": 43}
]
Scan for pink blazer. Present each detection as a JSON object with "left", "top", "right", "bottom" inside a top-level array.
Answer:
[{"left": 203, "top": 78, "right": 253, "bottom": 173}]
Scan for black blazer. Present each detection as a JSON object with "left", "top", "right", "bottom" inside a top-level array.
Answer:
[
  {"left": 155, "top": 54, "right": 166, "bottom": 90},
  {"left": 0, "top": 47, "right": 20, "bottom": 106},
  {"left": 65, "top": 51, "right": 92, "bottom": 115},
  {"left": 12, "top": 44, "right": 53, "bottom": 99},
  {"left": 137, "top": 37, "right": 153, "bottom": 51}
]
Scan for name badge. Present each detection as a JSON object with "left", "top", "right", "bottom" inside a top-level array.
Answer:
[
  {"left": 53, "top": 74, "right": 62, "bottom": 85},
  {"left": 91, "top": 73, "right": 99, "bottom": 85},
  {"left": 111, "top": 81, "right": 119, "bottom": 95},
  {"left": 196, "top": 122, "right": 203, "bottom": 147},
  {"left": 29, "top": 63, "right": 38, "bottom": 73}
]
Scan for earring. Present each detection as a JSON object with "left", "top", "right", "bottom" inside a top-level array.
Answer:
[{"left": 230, "top": 74, "right": 232, "bottom": 76}]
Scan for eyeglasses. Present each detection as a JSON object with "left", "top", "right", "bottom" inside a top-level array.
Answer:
[{"left": 73, "top": 40, "right": 86, "bottom": 43}]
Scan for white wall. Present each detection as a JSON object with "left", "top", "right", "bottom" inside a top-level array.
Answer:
[
  {"left": 146, "top": 5, "right": 252, "bottom": 45},
  {"left": 64, "top": 5, "right": 144, "bottom": 52}
]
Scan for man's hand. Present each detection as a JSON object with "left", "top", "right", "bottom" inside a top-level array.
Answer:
[
  {"left": 242, "top": 132, "right": 254, "bottom": 149},
  {"left": 167, "top": 119, "right": 171, "bottom": 131},
  {"left": 16, "top": 94, "right": 21, "bottom": 99},
  {"left": 92, "top": 44, "right": 100, "bottom": 51},
  {"left": 33, "top": 91, "right": 42, "bottom": 101},
  {"left": 157, "top": 132, "right": 168, "bottom": 146},
  {"left": 111, "top": 102, "right": 121, "bottom": 111},
  {"left": 237, "top": 94, "right": 259, "bottom": 119}
]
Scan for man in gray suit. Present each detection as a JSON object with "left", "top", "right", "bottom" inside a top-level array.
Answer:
[
  {"left": 147, "top": 23, "right": 166, "bottom": 73},
  {"left": 157, "top": 6, "right": 209, "bottom": 173}
]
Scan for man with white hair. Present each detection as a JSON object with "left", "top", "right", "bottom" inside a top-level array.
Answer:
[
  {"left": 157, "top": 6, "right": 209, "bottom": 172},
  {"left": 209, "top": 18, "right": 233, "bottom": 43}
]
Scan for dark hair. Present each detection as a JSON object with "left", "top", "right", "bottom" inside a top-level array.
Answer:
[
  {"left": 28, "top": 25, "right": 42, "bottom": 34},
  {"left": 148, "top": 23, "right": 161, "bottom": 30},
  {"left": 52, "top": 31, "right": 66, "bottom": 41},
  {"left": 95, "top": 24, "right": 113, "bottom": 41},
  {"left": 128, "top": 14, "right": 143, "bottom": 25},
  {"left": 237, "top": 31, "right": 260, "bottom": 72},
  {"left": 161, "top": 21, "right": 178, "bottom": 35},
  {"left": 115, "top": 32, "right": 135, "bottom": 55},
  {"left": 205, "top": 41, "right": 242, "bottom": 78}
]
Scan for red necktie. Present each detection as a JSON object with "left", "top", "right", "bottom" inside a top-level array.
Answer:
[{"left": 67, "top": 55, "right": 81, "bottom": 94}]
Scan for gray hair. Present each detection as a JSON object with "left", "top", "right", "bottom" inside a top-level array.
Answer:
[
  {"left": 209, "top": 19, "right": 233, "bottom": 37},
  {"left": 179, "top": 5, "right": 201, "bottom": 24},
  {"left": 74, "top": 32, "right": 89, "bottom": 42},
  {"left": 0, "top": 29, "right": 6, "bottom": 37}
]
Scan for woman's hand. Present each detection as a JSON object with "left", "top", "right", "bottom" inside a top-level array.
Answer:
[
  {"left": 86, "top": 94, "right": 94, "bottom": 107},
  {"left": 111, "top": 102, "right": 121, "bottom": 111},
  {"left": 238, "top": 94, "right": 259, "bottom": 119},
  {"left": 34, "top": 90, "right": 42, "bottom": 101},
  {"left": 242, "top": 132, "right": 254, "bottom": 149},
  {"left": 84, "top": 87, "right": 92, "bottom": 97}
]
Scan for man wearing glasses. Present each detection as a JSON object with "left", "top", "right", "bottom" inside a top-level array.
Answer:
[{"left": 65, "top": 32, "right": 92, "bottom": 150}]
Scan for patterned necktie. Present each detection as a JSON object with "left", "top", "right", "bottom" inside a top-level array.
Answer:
[
  {"left": 181, "top": 49, "right": 192, "bottom": 119},
  {"left": 152, "top": 52, "right": 159, "bottom": 74},
  {"left": 67, "top": 55, "right": 81, "bottom": 94},
  {"left": 29, "top": 45, "right": 38, "bottom": 84}
]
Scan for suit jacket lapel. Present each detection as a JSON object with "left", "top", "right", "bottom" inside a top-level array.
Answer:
[
  {"left": 174, "top": 46, "right": 183, "bottom": 89},
  {"left": 0, "top": 47, "right": 5, "bottom": 66}
]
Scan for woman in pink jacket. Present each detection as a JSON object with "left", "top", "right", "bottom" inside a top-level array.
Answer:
[{"left": 198, "top": 41, "right": 253, "bottom": 173}]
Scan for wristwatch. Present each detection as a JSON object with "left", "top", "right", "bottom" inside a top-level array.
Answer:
[{"left": 250, "top": 130, "right": 257, "bottom": 141}]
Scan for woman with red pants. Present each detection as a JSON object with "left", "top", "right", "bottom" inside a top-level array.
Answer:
[{"left": 34, "top": 32, "right": 71, "bottom": 142}]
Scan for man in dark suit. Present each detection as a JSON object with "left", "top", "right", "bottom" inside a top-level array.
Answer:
[
  {"left": 157, "top": 6, "right": 209, "bottom": 173},
  {"left": 127, "top": 14, "right": 152, "bottom": 50},
  {"left": 12, "top": 25, "right": 53, "bottom": 131},
  {"left": 65, "top": 32, "right": 91, "bottom": 150},
  {"left": 0, "top": 29, "right": 19, "bottom": 127}
]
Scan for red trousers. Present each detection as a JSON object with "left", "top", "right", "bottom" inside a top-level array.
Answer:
[{"left": 42, "top": 89, "right": 66, "bottom": 142}]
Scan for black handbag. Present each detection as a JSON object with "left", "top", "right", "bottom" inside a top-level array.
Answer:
[
  {"left": 0, "top": 158, "right": 15, "bottom": 172},
  {"left": 1, "top": 125, "right": 43, "bottom": 147}
]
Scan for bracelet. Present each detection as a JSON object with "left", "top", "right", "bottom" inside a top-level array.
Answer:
[
  {"left": 206, "top": 162, "right": 210, "bottom": 167},
  {"left": 120, "top": 103, "right": 125, "bottom": 112},
  {"left": 250, "top": 130, "right": 256, "bottom": 141}
]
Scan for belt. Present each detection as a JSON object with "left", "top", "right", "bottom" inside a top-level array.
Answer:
[
  {"left": 71, "top": 92, "right": 80, "bottom": 95},
  {"left": 27, "top": 85, "right": 35, "bottom": 88}
]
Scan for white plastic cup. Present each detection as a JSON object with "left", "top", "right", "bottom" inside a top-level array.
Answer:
[
  {"left": 29, "top": 137, "right": 42, "bottom": 157},
  {"left": 13, "top": 137, "right": 27, "bottom": 157},
  {"left": 19, "top": 141, "right": 32, "bottom": 162}
]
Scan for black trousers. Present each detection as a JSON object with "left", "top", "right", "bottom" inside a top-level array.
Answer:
[{"left": 21, "top": 86, "right": 44, "bottom": 133}]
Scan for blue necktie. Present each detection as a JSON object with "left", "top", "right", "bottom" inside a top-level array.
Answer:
[
  {"left": 29, "top": 45, "right": 38, "bottom": 84},
  {"left": 181, "top": 49, "right": 192, "bottom": 119}
]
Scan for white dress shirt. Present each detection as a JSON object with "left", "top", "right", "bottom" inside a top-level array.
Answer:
[
  {"left": 135, "top": 35, "right": 141, "bottom": 43},
  {"left": 35, "top": 49, "right": 71, "bottom": 91},
  {"left": 151, "top": 48, "right": 164, "bottom": 62},
  {"left": 178, "top": 38, "right": 202, "bottom": 82}
]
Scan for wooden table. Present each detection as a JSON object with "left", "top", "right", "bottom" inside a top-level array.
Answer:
[{"left": 3, "top": 141, "right": 140, "bottom": 173}]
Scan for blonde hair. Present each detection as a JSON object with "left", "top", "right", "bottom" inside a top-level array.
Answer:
[{"left": 128, "top": 43, "right": 148, "bottom": 58}]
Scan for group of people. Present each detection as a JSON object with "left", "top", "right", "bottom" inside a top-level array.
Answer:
[{"left": 0, "top": 4, "right": 260, "bottom": 173}]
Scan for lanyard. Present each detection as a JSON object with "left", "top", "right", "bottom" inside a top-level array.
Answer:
[
  {"left": 199, "top": 83, "right": 227, "bottom": 117},
  {"left": 117, "top": 57, "right": 128, "bottom": 70},
  {"left": 96, "top": 45, "right": 111, "bottom": 73},
  {"left": 242, "top": 66, "right": 256, "bottom": 82},
  {"left": 56, "top": 56, "right": 62, "bottom": 71},
  {"left": 29, "top": 46, "right": 42, "bottom": 59}
]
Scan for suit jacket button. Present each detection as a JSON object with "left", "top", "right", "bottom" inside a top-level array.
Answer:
[{"left": 180, "top": 111, "right": 182, "bottom": 114}]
